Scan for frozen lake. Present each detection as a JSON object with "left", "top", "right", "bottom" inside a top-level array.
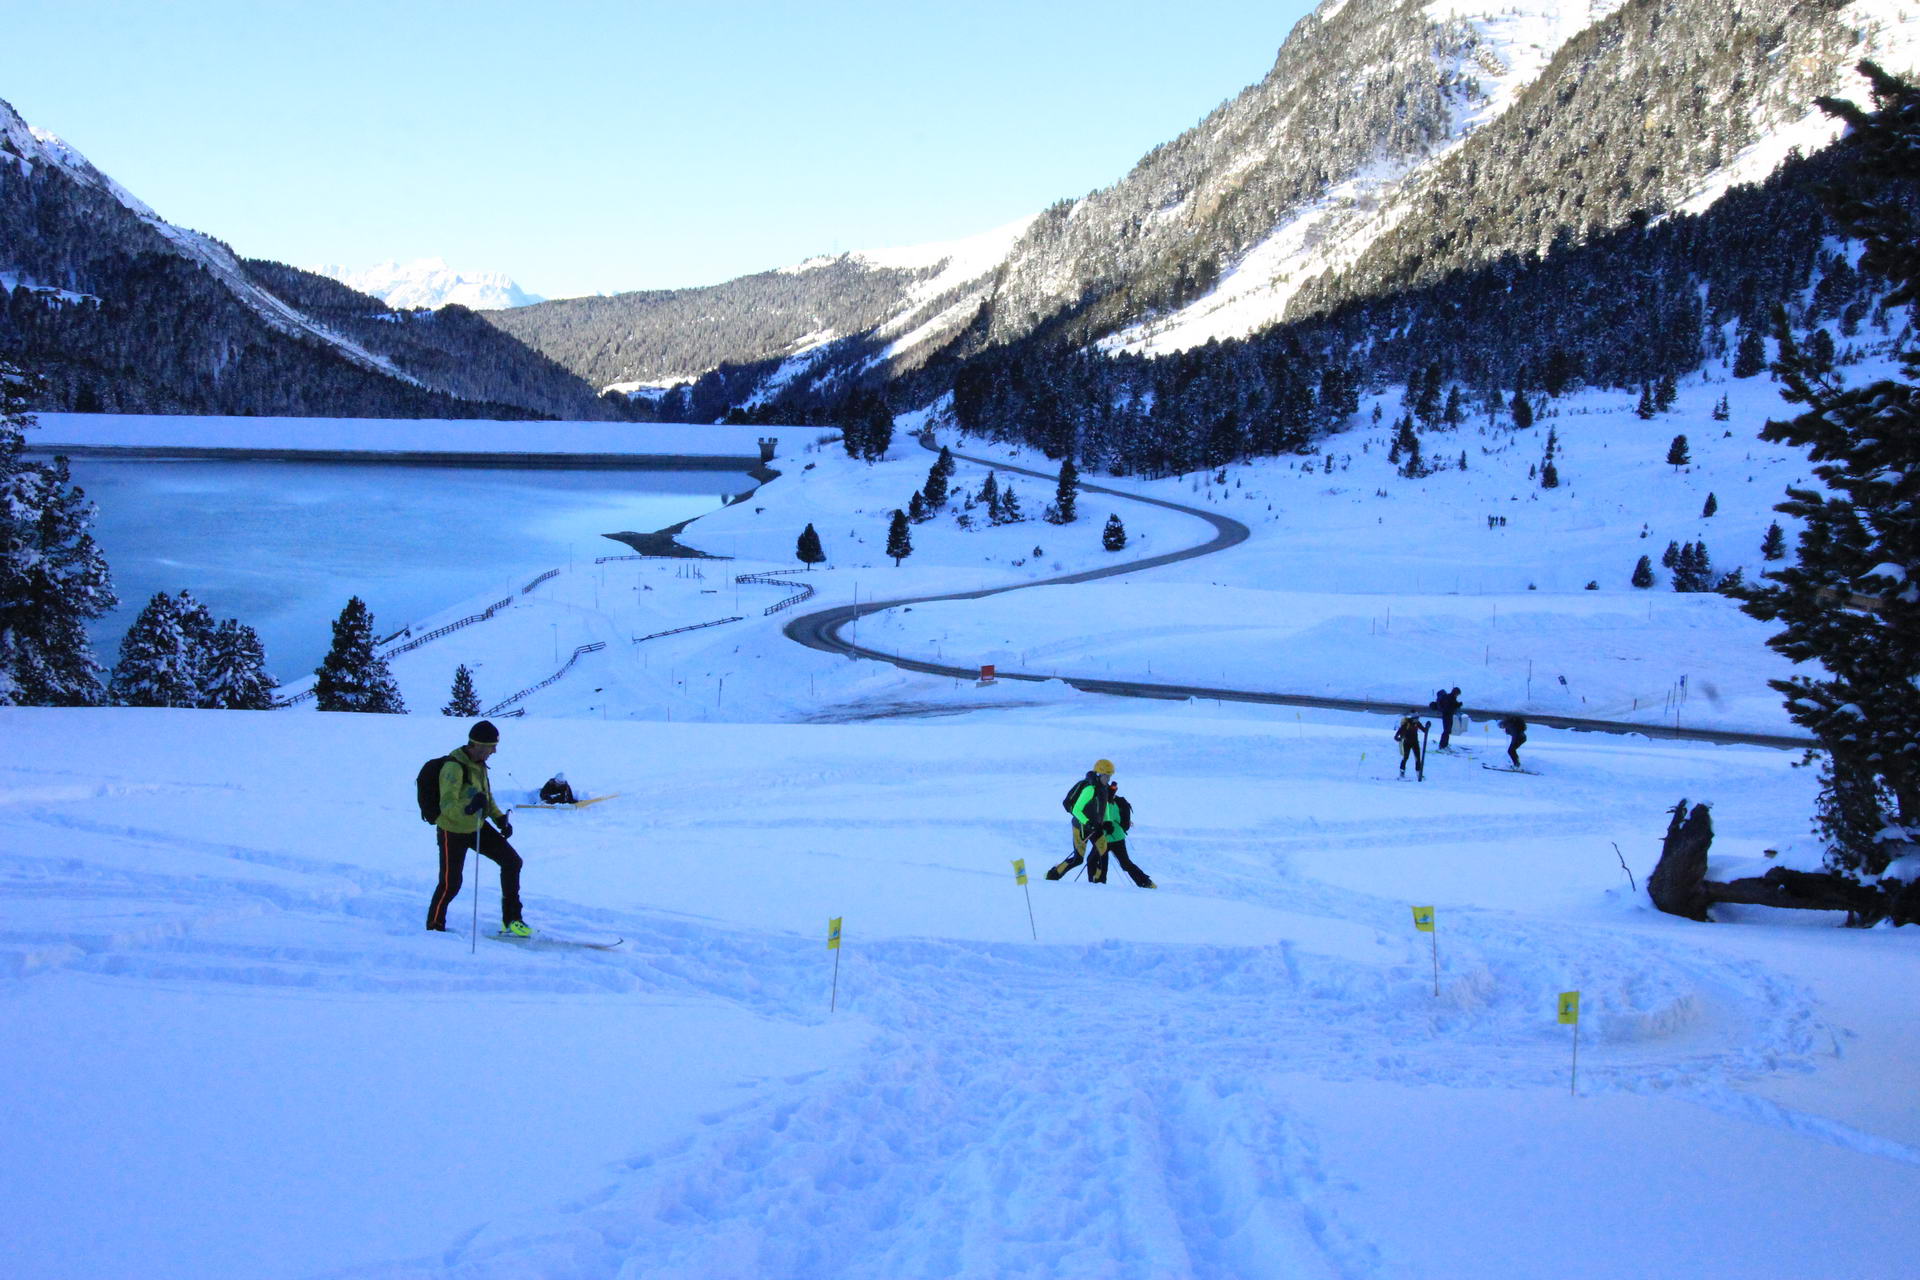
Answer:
[{"left": 60, "top": 459, "right": 756, "bottom": 685}]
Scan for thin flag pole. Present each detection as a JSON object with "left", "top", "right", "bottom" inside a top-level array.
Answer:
[
  {"left": 827, "top": 916, "right": 843, "bottom": 1012},
  {"left": 1013, "top": 860, "right": 1036, "bottom": 941}
]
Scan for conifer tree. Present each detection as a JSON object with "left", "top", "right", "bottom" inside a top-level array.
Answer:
[
  {"left": 907, "top": 491, "right": 930, "bottom": 524},
  {"left": 200, "top": 619, "right": 276, "bottom": 710},
  {"left": 443, "top": 663, "right": 481, "bottom": 716},
  {"left": 922, "top": 448, "right": 953, "bottom": 510},
  {"left": 1102, "top": 513, "right": 1128, "bottom": 552},
  {"left": 996, "top": 481, "right": 1024, "bottom": 525},
  {"left": 0, "top": 360, "right": 116, "bottom": 706},
  {"left": 1733, "top": 325, "right": 1768, "bottom": 378},
  {"left": 796, "top": 522, "right": 826, "bottom": 569},
  {"left": 1734, "top": 62, "right": 1920, "bottom": 876},
  {"left": 1702, "top": 492, "right": 1718, "bottom": 518},
  {"left": 1712, "top": 395, "right": 1731, "bottom": 421},
  {"left": 110, "top": 591, "right": 201, "bottom": 708},
  {"left": 978, "top": 471, "right": 1001, "bottom": 521},
  {"left": 1510, "top": 389, "right": 1533, "bottom": 430},
  {"left": 1635, "top": 383, "right": 1657, "bottom": 420},
  {"left": 1631, "top": 555, "right": 1655, "bottom": 589},
  {"left": 1393, "top": 416, "right": 1422, "bottom": 478},
  {"left": 313, "top": 596, "right": 405, "bottom": 713},
  {"left": 1761, "top": 521, "right": 1787, "bottom": 561},
  {"left": 886, "top": 509, "right": 913, "bottom": 565},
  {"left": 1654, "top": 374, "right": 1679, "bottom": 412},
  {"left": 1666, "top": 435, "right": 1691, "bottom": 468},
  {"left": 1048, "top": 458, "right": 1079, "bottom": 524},
  {"left": 1662, "top": 539, "right": 1681, "bottom": 569}
]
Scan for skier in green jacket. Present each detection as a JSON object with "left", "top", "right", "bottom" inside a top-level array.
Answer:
[
  {"left": 427, "top": 720, "right": 533, "bottom": 936},
  {"left": 1047, "top": 759, "right": 1155, "bottom": 887}
]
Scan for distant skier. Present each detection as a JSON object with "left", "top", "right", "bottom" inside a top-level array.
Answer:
[
  {"left": 1499, "top": 715, "right": 1529, "bottom": 770},
  {"left": 1394, "top": 712, "right": 1429, "bottom": 781},
  {"left": 426, "top": 720, "right": 533, "bottom": 937},
  {"left": 539, "top": 773, "right": 577, "bottom": 805},
  {"left": 1432, "top": 686, "right": 1463, "bottom": 750},
  {"left": 1048, "top": 759, "right": 1155, "bottom": 888}
]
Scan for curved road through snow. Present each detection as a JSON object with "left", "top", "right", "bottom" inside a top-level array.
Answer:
[{"left": 783, "top": 444, "right": 1811, "bottom": 751}]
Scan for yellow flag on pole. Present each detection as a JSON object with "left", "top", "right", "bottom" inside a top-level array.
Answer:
[
  {"left": 827, "top": 917, "right": 842, "bottom": 950},
  {"left": 1012, "top": 859, "right": 1028, "bottom": 886},
  {"left": 1411, "top": 906, "right": 1435, "bottom": 933},
  {"left": 1558, "top": 990, "right": 1580, "bottom": 1024}
]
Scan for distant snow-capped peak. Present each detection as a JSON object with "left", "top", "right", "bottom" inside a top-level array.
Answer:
[{"left": 313, "top": 258, "right": 545, "bottom": 311}]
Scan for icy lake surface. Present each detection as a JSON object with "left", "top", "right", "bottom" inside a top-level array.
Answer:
[{"left": 63, "top": 459, "right": 755, "bottom": 683}]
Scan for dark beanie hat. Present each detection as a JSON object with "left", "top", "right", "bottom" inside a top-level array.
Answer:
[{"left": 469, "top": 720, "right": 500, "bottom": 745}]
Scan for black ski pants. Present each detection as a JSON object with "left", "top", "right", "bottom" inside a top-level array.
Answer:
[
  {"left": 1398, "top": 738, "right": 1424, "bottom": 776},
  {"left": 1047, "top": 826, "right": 1153, "bottom": 887},
  {"left": 1436, "top": 714, "right": 1455, "bottom": 750},
  {"left": 428, "top": 824, "right": 523, "bottom": 930}
]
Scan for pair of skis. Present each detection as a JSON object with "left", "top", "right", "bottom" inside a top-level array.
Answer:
[{"left": 489, "top": 930, "right": 624, "bottom": 951}]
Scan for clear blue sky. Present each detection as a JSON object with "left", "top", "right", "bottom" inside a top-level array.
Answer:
[{"left": 4, "top": 1, "right": 1320, "bottom": 300}]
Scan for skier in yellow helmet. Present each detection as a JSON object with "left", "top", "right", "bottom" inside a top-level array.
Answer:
[{"left": 1047, "top": 758, "right": 1155, "bottom": 887}]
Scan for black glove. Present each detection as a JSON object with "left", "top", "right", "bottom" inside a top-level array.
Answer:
[
  {"left": 497, "top": 815, "right": 513, "bottom": 839},
  {"left": 463, "top": 788, "right": 486, "bottom": 815}
]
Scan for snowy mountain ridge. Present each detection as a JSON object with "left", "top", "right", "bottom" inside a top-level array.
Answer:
[
  {"left": 312, "top": 257, "right": 545, "bottom": 311},
  {"left": 1, "top": 103, "right": 423, "bottom": 388},
  {"left": 501, "top": 0, "right": 1920, "bottom": 412}
]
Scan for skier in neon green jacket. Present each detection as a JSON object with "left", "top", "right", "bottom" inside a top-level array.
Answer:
[{"left": 1047, "top": 759, "right": 1155, "bottom": 887}]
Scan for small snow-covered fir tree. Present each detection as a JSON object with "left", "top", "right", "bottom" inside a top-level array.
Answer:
[
  {"left": 1761, "top": 521, "right": 1787, "bottom": 561},
  {"left": 200, "top": 618, "right": 276, "bottom": 710},
  {"left": 1102, "top": 513, "right": 1128, "bottom": 552},
  {"left": 1632, "top": 555, "right": 1656, "bottom": 589},
  {"left": 1702, "top": 492, "right": 1718, "bottom": 518},
  {"left": 313, "top": 596, "right": 405, "bottom": 713},
  {"left": 1666, "top": 434, "right": 1691, "bottom": 468},
  {"left": 996, "top": 482, "right": 1024, "bottom": 525},
  {"left": 1635, "top": 383, "right": 1657, "bottom": 420},
  {"left": 443, "top": 663, "right": 481, "bottom": 716},
  {"left": 0, "top": 360, "right": 116, "bottom": 706},
  {"left": 110, "top": 590, "right": 201, "bottom": 708}
]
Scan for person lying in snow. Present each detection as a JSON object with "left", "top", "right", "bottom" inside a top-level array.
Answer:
[{"left": 539, "top": 773, "right": 577, "bottom": 805}]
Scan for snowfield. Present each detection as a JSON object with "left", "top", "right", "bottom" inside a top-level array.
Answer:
[{"left": 6, "top": 355, "right": 1920, "bottom": 1278}]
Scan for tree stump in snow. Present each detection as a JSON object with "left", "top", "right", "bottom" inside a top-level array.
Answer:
[
  {"left": 1645, "top": 798, "right": 1907, "bottom": 926},
  {"left": 1647, "top": 799, "right": 1715, "bottom": 921}
]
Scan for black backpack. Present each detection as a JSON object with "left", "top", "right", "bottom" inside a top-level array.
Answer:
[{"left": 415, "top": 754, "right": 471, "bottom": 824}]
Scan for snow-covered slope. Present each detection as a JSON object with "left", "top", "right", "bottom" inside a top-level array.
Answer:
[
  {"left": 7, "top": 336, "right": 1920, "bottom": 1275},
  {"left": 313, "top": 257, "right": 545, "bottom": 311}
]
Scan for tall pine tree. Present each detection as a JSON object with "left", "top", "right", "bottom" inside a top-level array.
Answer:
[
  {"left": 885, "top": 510, "right": 913, "bottom": 565},
  {"left": 313, "top": 596, "right": 405, "bottom": 713},
  {"left": 1735, "top": 63, "right": 1920, "bottom": 877},
  {"left": 1048, "top": 457, "right": 1079, "bottom": 524},
  {"left": 0, "top": 360, "right": 116, "bottom": 706}
]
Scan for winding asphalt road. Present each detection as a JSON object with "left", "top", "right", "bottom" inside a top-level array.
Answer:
[{"left": 783, "top": 444, "right": 1812, "bottom": 751}]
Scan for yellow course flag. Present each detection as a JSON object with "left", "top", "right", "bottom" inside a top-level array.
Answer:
[
  {"left": 1411, "top": 906, "right": 1435, "bottom": 933},
  {"left": 1012, "top": 859, "right": 1029, "bottom": 886},
  {"left": 827, "top": 917, "right": 842, "bottom": 950},
  {"left": 1558, "top": 990, "right": 1580, "bottom": 1024}
]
